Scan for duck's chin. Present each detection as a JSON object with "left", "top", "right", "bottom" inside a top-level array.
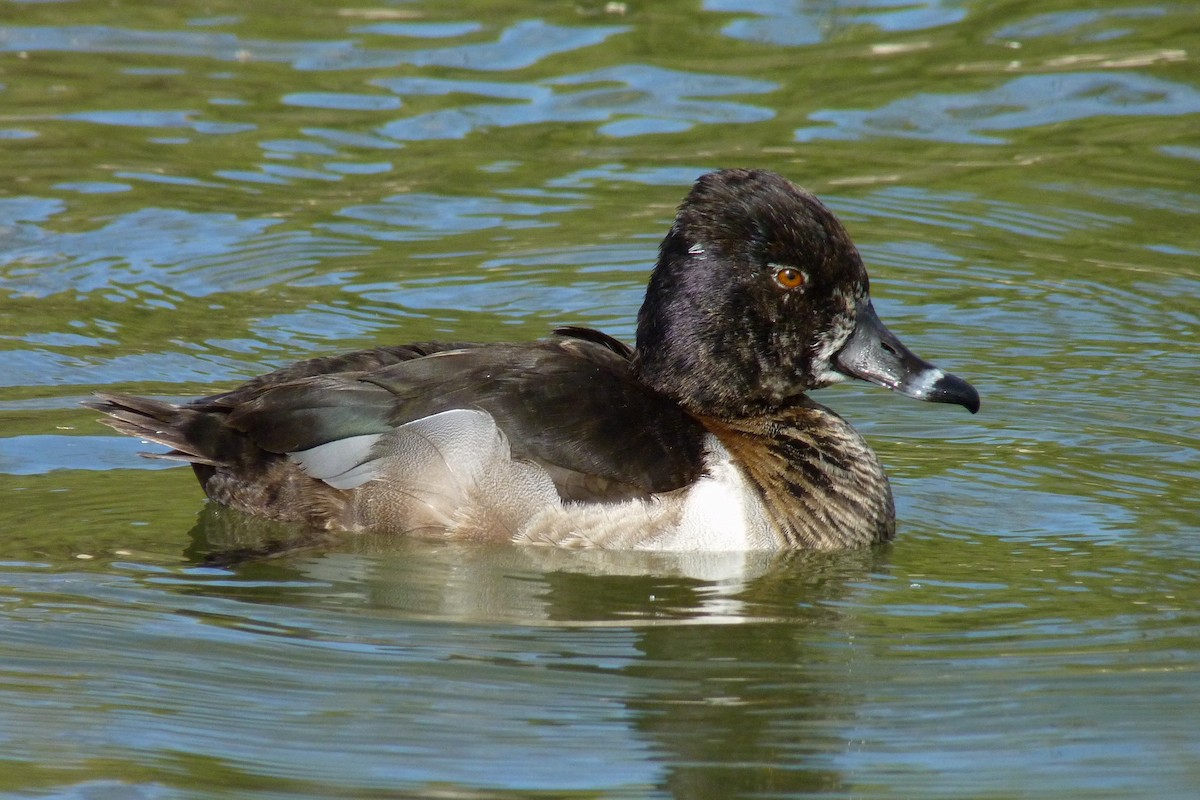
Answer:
[{"left": 806, "top": 366, "right": 851, "bottom": 391}]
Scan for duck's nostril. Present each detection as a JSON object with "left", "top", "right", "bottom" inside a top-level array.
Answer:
[{"left": 880, "top": 342, "right": 897, "bottom": 356}]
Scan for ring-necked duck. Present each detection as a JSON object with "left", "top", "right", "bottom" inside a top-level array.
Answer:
[{"left": 88, "top": 169, "right": 979, "bottom": 550}]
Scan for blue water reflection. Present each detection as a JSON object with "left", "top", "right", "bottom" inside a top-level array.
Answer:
[
  {"left": 0, "top": 19, "right": 626, "bottom": 72},
  {"left": 992, "top": 8, "right": 1166, "bottom": 42},
  {"left": 0, "top": 206, "right": 370, "bottom": 300},
  {"left": 709, "top": 0, "right": 967, "bottom": 45},
  {"left": 832, "top": 186, "right": 1128, "bottom": 239},
  {"left": 330, "top": 192, "right": 582, "bottom": 241},
  {"left": 374, "top": 66, "right": 775, "bottom": 140},
  {"left": 282, "top": 91, "right": 402, "bottom": 111},
  {"left": 798, "top": 72, "right": 1200, "bottom": 144},
  {"left": 62, "top": 110, "right": 256, "bottom": 135}
]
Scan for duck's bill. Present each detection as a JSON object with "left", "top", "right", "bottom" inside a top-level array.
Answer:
[{"left": 834, "top": 302, "right": 980, "bottom": 413}]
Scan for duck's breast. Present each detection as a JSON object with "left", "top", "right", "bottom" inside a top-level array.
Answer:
[{"left": 517, "top": 434, "right": 782, "bottom": 551}]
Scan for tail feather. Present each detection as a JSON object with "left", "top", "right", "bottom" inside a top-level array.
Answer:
[
  {"left": 86, "top": 391, "right": 356, "bottom": 529},
  {"left": 84, "top": 392, "right": 222, "bottom": 466}
]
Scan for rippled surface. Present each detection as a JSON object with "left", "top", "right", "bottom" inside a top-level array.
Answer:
[{"left": 1, "top": 1, "right": 1197, "bottom": 798}]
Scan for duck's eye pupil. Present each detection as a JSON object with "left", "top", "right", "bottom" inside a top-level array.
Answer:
[{"left": 775, "top": 267, "right": 805, "bottom": 290}]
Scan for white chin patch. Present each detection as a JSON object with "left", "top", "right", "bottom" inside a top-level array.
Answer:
[{"left": 812, "top": 366, "right": 850, "bottom": 387}]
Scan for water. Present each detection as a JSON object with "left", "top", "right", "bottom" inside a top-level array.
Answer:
[{"left": 1, "top": 1, "right": 1197, "bottom": 797}]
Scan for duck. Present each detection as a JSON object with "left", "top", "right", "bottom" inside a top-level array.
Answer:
[{"left": 87, "top": 169, "right": 979, "bottom": 551}]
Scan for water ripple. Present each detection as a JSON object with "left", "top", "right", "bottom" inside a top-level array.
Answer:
[
  {"left": 352, "top": 22, "right": 484, "bottom": 39},
  {"left": 798, "top": 72, "right": 1200, "bottom": 144},
  {"left": 374, "top": 66, "right": 775, "bottom": 140},
  {"left": 831, "top": 186, "right": 1128, "bottom": 240},
  {"left": 61, "top": 110, "right": 255, "bottom": 135},
  {"left": 708, "top": 0, "right": 967, "bottom": 46},
  {"left": 0, "top": 19, "right": 627, "bottom": 72},
  {"left": 0, "top": 206, "right": 373, "bottom": 301},
  {"left": 328, "top": 192, "right": 582, "bottom": 241},
  {"left": 992, "top": 8, "right": 1165, "bottom": 42},
  {"left": 281, "top": 91, "right": 402, "bottom": 112},
  {"left": 0, "top": 434, "right": 177, "bottom": 475}
]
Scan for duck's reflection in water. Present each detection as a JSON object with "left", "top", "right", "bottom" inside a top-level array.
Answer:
[{"left": 186, "top": 501, "right": 888, "bottom": 795}]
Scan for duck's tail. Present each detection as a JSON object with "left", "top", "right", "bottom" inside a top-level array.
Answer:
[{"left": 83, "top": 392, "right": 225, "bottom": 466}]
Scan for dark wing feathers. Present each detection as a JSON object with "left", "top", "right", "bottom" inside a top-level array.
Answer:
[
  {"left": 360, "top": 342, "right": 706, "bottom": 493},
  {"left": 220, "top": 378, "right": 399, "bottom": 453},
  {"left": 188, "top": 342, "right": 487, "bottom": 454},
  {"left": 92, "top": 329, "right": 707, "bottom": 498},
  {"left": 551, "top": 326, "right": 635, "bottom": 359},
  {"left": 210, "top": 341, "right": 480, "bottom": 397}
]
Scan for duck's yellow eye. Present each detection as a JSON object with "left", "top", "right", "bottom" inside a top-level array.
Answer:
[{"left": 774, "top": 267, "right": 806, "bottom": 290}]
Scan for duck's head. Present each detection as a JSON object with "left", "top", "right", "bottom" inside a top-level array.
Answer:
[{"left": 634, "top": 169, "right": 979, "bottom": 419}]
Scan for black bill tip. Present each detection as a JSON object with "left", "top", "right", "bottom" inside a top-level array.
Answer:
[{"left": 902, "top": 368, "right": 980, "bottom": 414}]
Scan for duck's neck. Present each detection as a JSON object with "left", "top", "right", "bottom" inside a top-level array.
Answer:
[{"left": 700, "top": 400, "right": 895, "bottom": 548}]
